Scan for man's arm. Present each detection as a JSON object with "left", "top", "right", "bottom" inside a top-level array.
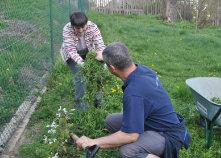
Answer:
[{"left": 76, "top": 131, "right": 139, "bottom": 149}]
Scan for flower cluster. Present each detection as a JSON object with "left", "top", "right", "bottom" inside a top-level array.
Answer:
[
  {"left": 44, "top": 106, "right": 75, "bottom": 157},
  {"left": 111, "top": 84, "right": 123, "bottom": 93}
]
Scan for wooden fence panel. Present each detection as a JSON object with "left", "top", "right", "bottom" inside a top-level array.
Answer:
[{"left": 88, "top": 0, "right": 221, "bottom": 26}]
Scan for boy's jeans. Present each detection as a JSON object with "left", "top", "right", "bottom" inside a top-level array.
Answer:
[
  {"left": 67, "top": 58, "right": 87, "bottom": 110},
  {"left": 66, "top": 58, "right": 103, "bottom": 110}
]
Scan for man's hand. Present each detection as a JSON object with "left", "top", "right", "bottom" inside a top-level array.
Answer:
[
  {"left": 95, "top": 51, "right": 103, "bottom": 61},
  {"left": 76, "top": 136, "right": 96, "bottom": 149},
  {"left": 103, "top": 63, "right": 108, "bottom": 70}
]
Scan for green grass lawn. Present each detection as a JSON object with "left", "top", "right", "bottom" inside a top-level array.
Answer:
[
  {"left": 0, "top": 0, "right": 51, "bottom": 127},
  {"left": 18, "top": 11, "right": 221, "bottom": 158},
  {"left": 0, "top": 39, "right": 51, "bottom": 126},
  {"left": 0, "top": 0, "right": 70, "bottom": 128}
]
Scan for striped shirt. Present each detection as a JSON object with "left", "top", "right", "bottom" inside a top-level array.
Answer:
[{"left": 60, "top": 21, "right": 105, "bottom": 64}]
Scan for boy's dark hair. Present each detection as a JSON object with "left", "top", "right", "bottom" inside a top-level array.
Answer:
[{"left": 70, "top": 12, "right": 88, "bottom": 27}]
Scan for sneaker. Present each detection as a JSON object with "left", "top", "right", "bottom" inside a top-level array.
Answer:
[
  {"left": 94, "top": 91, "right": 103, "bottom": 107},
  {"left": 75, "top": 102, "right": 88, "bottom": 110}
]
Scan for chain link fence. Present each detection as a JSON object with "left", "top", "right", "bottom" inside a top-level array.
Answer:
[
  {"left": 0, "top": 0, "right": 81, "bottom": 150},
  {"left": 0, "top": 0, "right": 48, "bottom": 129}
]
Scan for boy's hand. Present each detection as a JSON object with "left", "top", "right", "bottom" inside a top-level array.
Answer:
[
  {"left": 79, "top": 62, "right": 84, "bottom": 68},
  {"left": 95, "top": 51, "right": 103, "bottom": 61}
]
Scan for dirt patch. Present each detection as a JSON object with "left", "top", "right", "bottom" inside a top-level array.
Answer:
[
  {"left": 0, "top": 19, "right": 48, "bottom": 51},
  {"left": 7, "top": 122, "right": 45, "bottom": 158},
  {"left": 0, "top": 20, "right": 36, "bottom": 37},
  {"left": 0, "top": 75, "right": 47, "bottom": 158},
  {"left": 19, "top": 65, "right": 41, "bottom": 89}
]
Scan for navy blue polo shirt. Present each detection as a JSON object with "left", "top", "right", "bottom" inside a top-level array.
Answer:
[{"left": 121, "top": 64, "right": 180, "bottom": 134}]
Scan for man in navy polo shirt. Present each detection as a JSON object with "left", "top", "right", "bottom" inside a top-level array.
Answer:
[{"left": 76, "top": 42, "right": 190, "bottom": 158}]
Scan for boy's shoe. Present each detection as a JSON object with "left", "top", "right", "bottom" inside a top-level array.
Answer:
[
  {"left": 75, "top": 102, "right": 88, "bottom": 110},
  {"left": 94, "top": 91, "right": 103, "bottom": 107}
]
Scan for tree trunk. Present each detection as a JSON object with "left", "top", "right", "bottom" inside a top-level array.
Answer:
[
  {"left": 197, "top": 0, "right": 208, "bottom": 28},
  {"left": 216, "top": 0, "right": 221, "bottom": 25},
  {"left": 164, "top": 0, "right": 178, "bottom": 22}
]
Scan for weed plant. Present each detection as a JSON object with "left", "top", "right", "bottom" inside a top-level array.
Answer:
[
  {"left": 80, "top": 52, "right": 115, "bottom": 107},
  {"left": 211, "top": 97, "right": 221, "bottom": 105}
]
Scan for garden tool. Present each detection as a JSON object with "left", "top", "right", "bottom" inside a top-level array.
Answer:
[{"left": 70, "top": 133, "right": 100, "bottom": 158}]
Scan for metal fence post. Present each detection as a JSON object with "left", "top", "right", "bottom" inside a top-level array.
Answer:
[
  {"left": 68, "top": 0, "right": 71, "bottom": 15},
  {"left": 78, "top": 0, "right": 88, "bottom": 12},
  {"left": 78, "top": 0, "right": 83, "bottom": 12},
  {"left": 49, "top": 0, "right": 55, "bottom": 66}
]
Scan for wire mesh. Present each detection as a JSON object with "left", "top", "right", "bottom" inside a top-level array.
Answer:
[
  {"left": 0, "top": 0, "right": 77, "bottom": 148},
  {"left": 0, "top": 0, "right": 49, "bottom": 131}
]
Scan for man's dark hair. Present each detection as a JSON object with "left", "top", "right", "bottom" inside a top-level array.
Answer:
[
  {"left": 102, "top": 42, "right": 133, "bottom": 70},
  {"left": 70, "top": 12, "right": 88, "bottom": 27}
]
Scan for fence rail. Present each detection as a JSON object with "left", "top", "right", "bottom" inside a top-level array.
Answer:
[{"left": 89, "top": 0, "right": 221, "bottom": 26}]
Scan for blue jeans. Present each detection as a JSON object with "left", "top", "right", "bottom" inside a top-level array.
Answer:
[{"left": 66, "top": 58, "right": 87, "bottom": 110}]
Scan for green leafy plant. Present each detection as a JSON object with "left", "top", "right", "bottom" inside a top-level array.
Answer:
[
  {"left": 44, "top": 106, "right": 76, "bottom": 157},
  {"left": 80, "top": 52, "right": 114, "bottom": 107},
  {"left": 211, "top": 97, "right": 221, "bottom": 105}
]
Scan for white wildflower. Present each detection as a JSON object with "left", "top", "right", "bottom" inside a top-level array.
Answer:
[
  {"left": 56, "top": 112, "right": 61, "bottom": 118},
  {"left": 52, "top": 152, "right": 59, "bottom": 158},
  {"left": 48, "top": 129, "right": 56, "bottom": 134},
  {"left": 48, "top": 139, "right": 53, "bottom": 144},
  {"left": 63, "top": 108, "right": 67, "bottom": 114},
  {"left": 43, "top": 135, "right": 48, "bottom": 144},
  {"left": 51, "top": 121, "right": 57, "bottom": 128},
  {"left": 58, "top": 106, "right": 62, "bottom": 111}
]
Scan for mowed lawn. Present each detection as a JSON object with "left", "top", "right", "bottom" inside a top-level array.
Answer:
[{"left": 19, "top": 12, "right": 221, "bottom": 158}]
